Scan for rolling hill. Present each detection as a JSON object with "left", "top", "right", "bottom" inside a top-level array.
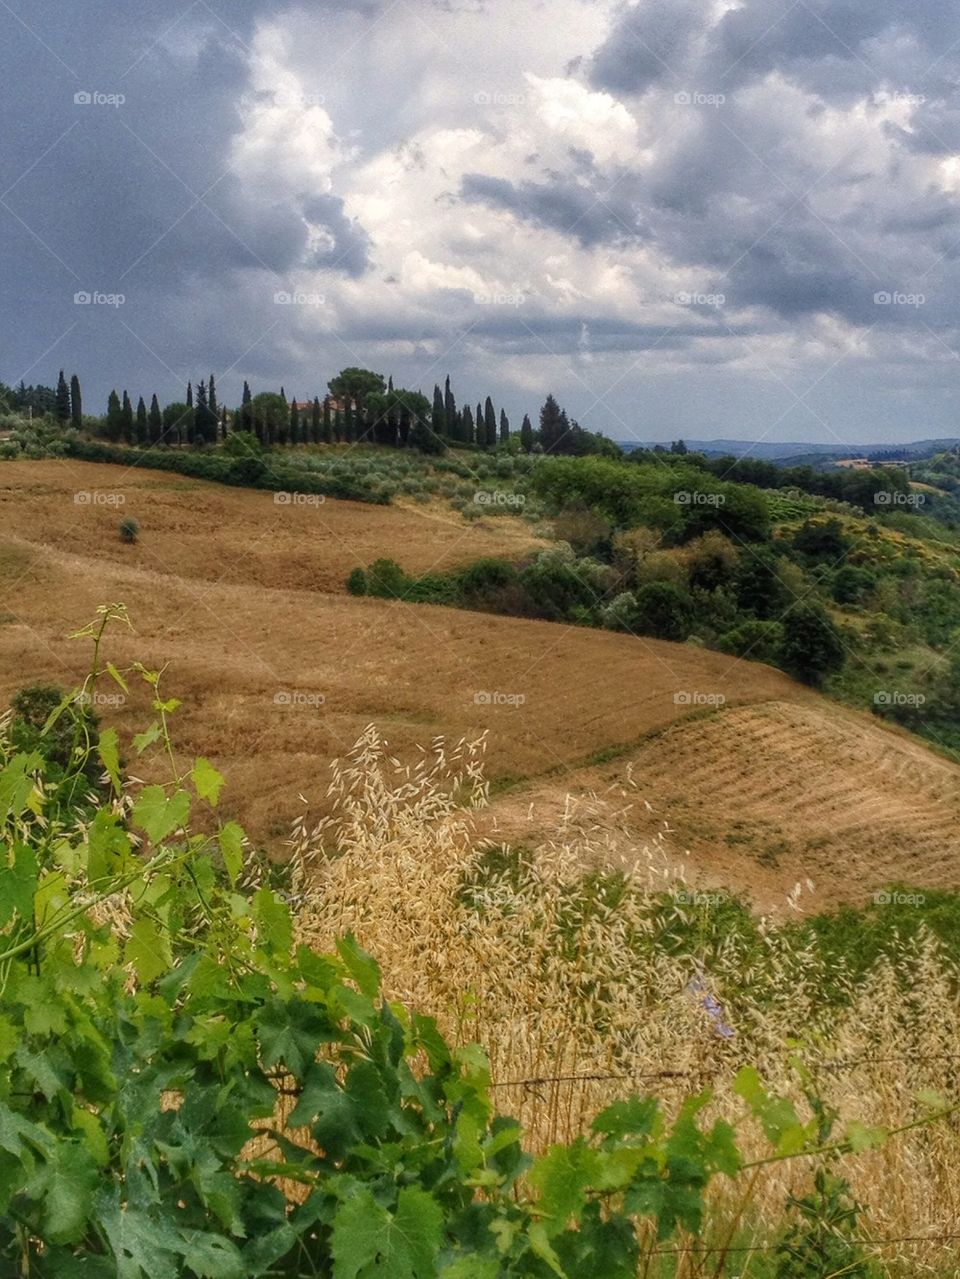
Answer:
[{"left": 2, "top": 457, "right": 959, "bottom": 912}]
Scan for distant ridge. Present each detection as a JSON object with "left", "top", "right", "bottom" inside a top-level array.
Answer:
[{"left": 616, "top": 437, "right": 960, "bottom": 461}]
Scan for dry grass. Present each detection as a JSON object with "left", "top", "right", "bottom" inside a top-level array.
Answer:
[{"left": 292, "top": 731, "right": 960, "bottom": 1276}]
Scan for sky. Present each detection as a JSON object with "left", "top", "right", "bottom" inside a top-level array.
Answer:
[{"left": 2, "top": 0, "right": 960, "bottom": 444}]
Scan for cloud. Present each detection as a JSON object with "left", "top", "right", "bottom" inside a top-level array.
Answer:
[{"left": 4, "top": 0, "right": 960, "bottom": 442}]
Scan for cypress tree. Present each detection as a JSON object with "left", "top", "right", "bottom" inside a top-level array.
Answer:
[
  {"left": 520, "top": 413, "right": 534, "bottom": 453},
  {"left": 209, "top": 373, "right": 218, "bottom": 420},
  {"left": 343, "top": 398, "right": 353, "bottom": 443},
  {"left": 121, "top": 391, "right": 134, "bottom": 444},
  {"left": 221, "top": 405, "right": 228, "bottom": 437},
  {"left": 499, "top": 408, "right": 509, "bottom": 445},
  {"left": 70, "top": 374, "right": 82, "bottom": 427},
  {"left": 323, "top": 397, "right": 333, "bottom": 443},
  {"left": 334, "top": 406, "right": 343, "bottom": 442},
  {"left": 444, "top": 376, "right": 456, "bottom": 437},
  {"left": 476, "top": 403, "right": 483, "bottom": 445},
  {"left": 240, "top": 380, "right": 252, "bottom": 434},
  {"left": 55, "top": 370, "right": 71, "bottom": 422},
  {"left": 194, "top": 380, "right": 208, "bottom": 446},
  {"left": 484, "top": 396, "right": 497, "bottom": 449},
  {"left": 106, "top": 390, "right": 123, "bottom": 441},
  {"left": 289, "top": 400, "right": 299, "bottom": 445},
  {"left": 432, "top": 384, "right": 445, "bottom": 438},
  {"left": 280, "top": 386, "right": 286, "bottom": 403},
  {"left": 312, "top": 397, "right": 321, "bottom": 444},
  {"left": 148, "top": 394, "right": 162, "bottom": 444},
  {"left": 186, "top": 382, "right": 193, "bottom": 409},
  {"left": 136, "top": 396, "right": 148, "bottom": 444},
  {"left": 463, "top": 405, "right": 474, "bottom": 445},
  {"left": 539, "top": 394, "right": 565, "bottom": 453}
]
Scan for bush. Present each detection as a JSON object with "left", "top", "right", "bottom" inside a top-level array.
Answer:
[
  {"left": 780, "top": 602, "right": 846, "bottom": 685},
  {"left": 365, "top": 557, "right": 411, "bottom": 599},
  {"left": 718, "top": 619, "right": 785, "bottom": 664},
  {"left": 346, "top": 567, "right": 368, "bottom": 596},
  {"left": 832, "top": 563, "right": 876, "bottom": 605},
  {"left": 119, "top": 517, "right": 139, "bottom": 543},
  {"left": 631, "top": 580, "right": 696, "bottom": 641},
  {"left": 456, "top": 557, "right": 518, "bottom": 596}
]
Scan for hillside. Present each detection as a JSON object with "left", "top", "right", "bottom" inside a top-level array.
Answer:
[{"left": 2, "top": 458, "right": 959, "bottom": 909}]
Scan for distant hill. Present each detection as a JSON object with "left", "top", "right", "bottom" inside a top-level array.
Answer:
[{"left": 617, "top": 438, "right": 960, "bottom": 463}]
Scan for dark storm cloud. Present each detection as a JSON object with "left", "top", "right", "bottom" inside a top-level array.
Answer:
[
  {"left": 460, "top": 172, "right": 650, "bottom": 246},
  {"left": 0, "top": 0, "right": 370, "bottom": 406},
  {"left": 589, "top": 0, "right": 705, "bottom": 94},
  {"left": 591, "top": 0, "right": 960, "bottom": 100}
]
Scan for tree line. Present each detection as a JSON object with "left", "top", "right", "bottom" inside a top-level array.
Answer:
[{"left": 2, "top": 364, "right": 620, "bottom": 457}]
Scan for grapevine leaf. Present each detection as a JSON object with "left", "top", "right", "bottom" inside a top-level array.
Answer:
[
  {"left": 105, "top": 661, "right": 129, "bottom": 693},
  {"left": 87, "top": 810, "right": 131, "bottom": 884},
  {"left": 219, "top": 821, "right": 244, "bottom": 884},
  {"left": 0, "top": 752, "right": 41, "bottom": 821},
  {"left": 529, "top": 1140, "right": 599, "bottom": 1235},
  {"left": 125, "top": 917, "right": 173, "bottom": 984},
  {"left": 527, "top": 1223, "right": 567, "bottom": 1277},
  {"left": 0, "top": 841, "right": 37, "bottom": 926},
  {"left": 394, "top": 1186, "right": 444, "bottom": 1276},
  {"left": 252, "top": 889, "right": 292, "bottom": 955},
  {"left": 193, "top": 757, "right": 225, "bottom": 807},
  {"left": 97, "top": 727, "right": 122, "bottom": 794},
  {"left": 336, "top": 934, "right": 381, "bottom": 999},
  {"left": 845, "top": 1120, "right": 888, "bottom": 1152},
  {"left": 133, "top": 786, "right": 190, "bottom": 844},
  {"left": 176, "top": 1229, "right": 244, "bottom": 1278},
  {"left": 330, "top": 1186, "right": 442, "bottom": 1278},
  {"left": 132, "top": 722, "right": 162, "bottom": 755},
  {"left": 592, "top": 1097, "right": 660, "bottom": 1142},
  {"left": 331, "top": 1190, "right": 390, "bottom": 1277},
  {"left": 27, "top": 1140, "right": 98, "bottom": 1245}
]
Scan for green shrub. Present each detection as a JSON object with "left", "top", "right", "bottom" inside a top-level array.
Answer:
[
  {"left": 718, "top": 619, "right": 785, "bottom": 664},
  {"left": 119, "top": 517, "right": 139, "bottom": 543},
  {"left": 346, "top": 567, "right": 368, "bottom": 596},
  {"left": 631, "top": 581, "right": 696, "bottom": 641},
  {"left": 365, "top": 557, "right": 410, "bottom": 598},
  {"left": 780, "top": 602, "right": 846, "bottom": 685}
]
